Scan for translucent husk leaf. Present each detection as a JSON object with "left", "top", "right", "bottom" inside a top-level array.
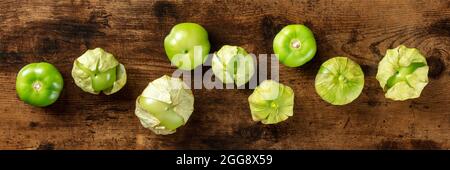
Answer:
[{"left": 103, "top": 64, "right": 127, "bottom": 95}]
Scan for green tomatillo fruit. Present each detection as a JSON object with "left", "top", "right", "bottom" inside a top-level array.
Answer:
[
  {"left": 315, "top": 57, "right": 364, "bottom": 105},
  {"left": 248, "top": 80, "right": 294, "bottom": 124},
  {"left": 135, "top": 75, "right": 194, "bottom": 135},
  {"left": 164, "top": 23, "right": 211, "bottom": 70},
  {"left": 16, "top": 62, "right": 64, "bottom": 107},
  {"left": 212, "top": 45, "right": 255, "bottom": 86},
  {"left": 72, "top": 48, "right": 127, "bottom": 95},
  {"left": 273, "top": 24, "right": 317, "bottom": 67},
  {"left": 376, "top": 45, "right": 429, "bottom": 101}
]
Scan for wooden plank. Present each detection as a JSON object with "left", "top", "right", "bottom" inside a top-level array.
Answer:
[{"left": 0, "top": 0, "right": 449, "bottom": 149}]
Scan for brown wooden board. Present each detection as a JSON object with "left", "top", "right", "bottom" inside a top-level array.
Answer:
[{"left": 0, "top": 0, "right": 449, "bottom": 150}]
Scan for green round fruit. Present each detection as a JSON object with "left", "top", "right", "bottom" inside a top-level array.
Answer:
[
  {"left": 273, "top": 24, "right": 317, "bottom": 67},
  {"left": 16, "top": 62, "right": 64, "bottom": 107},
  {"left": 164, "top": 23, "right": 211, "bottom": 70}
]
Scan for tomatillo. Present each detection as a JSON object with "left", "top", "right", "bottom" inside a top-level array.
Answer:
[
  {"left": 273, "top": 24, "right": 317, "bottom": 67},
  {"left": 376, "top": 45, "right": 429, "bottom": 101},
  {"left": 212, "top": 45, "right": 255, "bottom": 86},
  {"left": 135, "top": 75, "right": 194, "bottom": 135},
  {"left": 248, "top": 80, "right": 294, "bottom": 124},
  {"left": 72, "top": 48, "right": 127, "bottom": 95},
  {"left": 315, "top": 57, "right": 364, "bottom": 105},
  {"left": 164, "top": 23, "right": 211, "bottom": 70},
  {"left": 16, "top": 62, "right": 64, "bottom": 107}
]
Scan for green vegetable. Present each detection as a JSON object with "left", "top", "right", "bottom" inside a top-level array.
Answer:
[
  {"left": 212, "top": 45, "right": 255, "bottom": 86},
  {"left": 135, "top": 75, "right": 194, "bottom": 135},
  {"left": 16, "top": 62, "right": 63, "bottom": 107},
  {"left": 315, "top": 57, "right": 364, "bottom": 105},
  {"left": 273, "top": 24, "right": 317, "bottom": 67},
  {"left": 376, "top": 45, "right": 429, "bottom": 101},
  {"left": 71, "top": 48, "right": 127, "bottom": 95},
  {"left": 248, "top": 80, "right": 294, "bottom": 124},
  {"left": 164, "top": 23, "right": 211, "bottom": 70}
]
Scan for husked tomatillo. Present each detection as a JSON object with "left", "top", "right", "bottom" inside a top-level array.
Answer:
[
  {"left": 164, "top": 23, "right": 210, "bottom": 70},
  {"left": 273, "top": 24, "right": 317, "bottom": 67},
  {"left": 16, "top": 62, "right": 64, "bottom": 107}
]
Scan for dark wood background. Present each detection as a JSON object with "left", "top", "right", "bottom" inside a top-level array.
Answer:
[{"left": 0, "top": 0, "right": 449, "bottom": 150}]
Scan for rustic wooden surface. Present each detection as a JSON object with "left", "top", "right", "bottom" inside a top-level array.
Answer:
[{"left": 0, "top": 0, "right": 449, "bottom": 150}]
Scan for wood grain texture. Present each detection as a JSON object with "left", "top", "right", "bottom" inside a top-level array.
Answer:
[{"left": 0, "top": 0, "right": 449, "bottom": 150}]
